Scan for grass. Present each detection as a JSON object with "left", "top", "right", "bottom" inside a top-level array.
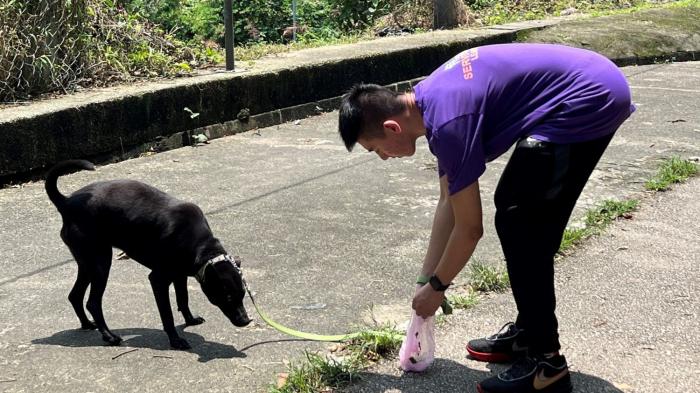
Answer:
[
  {"left": 235, "top": 33, "right": 371, "bottom": 62},
  {"left": 475, "top": 0, "right": 663, "bottom": 25},
  {"left": 447, "top": 290, "right": 480, "bottom": 310},
  {"left": 344, "top": 327, "right": 404, "bottom": 364},
  {"left": 559, "top": 227, "right": 588, "bottom": 253},
  {"left": 644, "top": 156, "right": 698, "bottom": 191},
  {"left": 559, "top": 199, "right": 639, "bottom": 253},
  {"left": 469, "top": 261, "right": 510, "bottom": 292},
  {"left": 270, "top": 351, "right": 359, "bottom": 393},
  {"left": 435, "top": 313, "right": 448, "bottom": 327},
  {"left": 584, "top": 199, "right": 640, "bottom": 232},
  {"left": 560, "top": 157, "right": 697, "bottom": 253},
  {"left": 271, "top": 327, "right": 402, "bottom": 393}
]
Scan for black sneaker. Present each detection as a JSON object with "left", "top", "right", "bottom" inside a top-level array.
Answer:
[
  {"left": 467, "top": 322, "right": 528, "bottom": 362},
  {"left": 477, "top": 354, "right": 573, "bottom": 393}
]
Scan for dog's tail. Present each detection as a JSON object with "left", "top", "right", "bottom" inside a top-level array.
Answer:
[{"left": 45, "top": 160, "right": 95, "bottom": 209}]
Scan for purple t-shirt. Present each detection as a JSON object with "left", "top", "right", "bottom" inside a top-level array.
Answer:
[{"left": 414, "top": 43, "right": 635, "bottom": 195}]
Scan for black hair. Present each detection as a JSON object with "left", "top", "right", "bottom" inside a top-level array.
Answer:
[{"left": 338, "top": 83, "right": 406, "bottom": 151}]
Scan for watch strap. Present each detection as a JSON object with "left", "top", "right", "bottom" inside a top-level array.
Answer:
[{"left": 429, "top": 274, "right": 449, "bottom": 291}]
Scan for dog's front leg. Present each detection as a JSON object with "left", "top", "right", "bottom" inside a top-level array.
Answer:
[
  {"left": 173, "top": 275, "right": 205, "bottom": 326},
  {"left": 148, "top": 271, "right": 190, "bottom": 350}
]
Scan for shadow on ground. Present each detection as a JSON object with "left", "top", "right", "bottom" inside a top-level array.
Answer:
[
  {"left": 342, "top": 358, "right": 623, "bottom": 393},
  {"left": 32, "top": 325, "right": 246, "bottom": 363}
]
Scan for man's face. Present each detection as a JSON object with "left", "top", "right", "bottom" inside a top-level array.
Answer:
[{"left": 357, "top": 124, "right": 416, "bottom": 160}]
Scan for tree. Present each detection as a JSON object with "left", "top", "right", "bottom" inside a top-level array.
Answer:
[{"left": 433, "top": 0, "right": 461, "bottom": 29}]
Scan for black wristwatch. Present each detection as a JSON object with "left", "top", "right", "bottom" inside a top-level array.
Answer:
[{"left": 429, "top": 274, "right": 450, "bottom": 291}]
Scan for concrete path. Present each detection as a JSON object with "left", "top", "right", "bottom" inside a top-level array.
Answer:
[
  {"left": 0, "top": 61, "right": 698, "bottom": 392},
  {"left": 343, "top": 170, "right": 700, "bottom": 393}
]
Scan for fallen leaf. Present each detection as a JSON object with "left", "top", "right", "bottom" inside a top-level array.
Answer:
[
  {"left": 183, "top": 107, "right": 200, "bottom": 119},
  {"left": 612, "top": 382, "right": 635, "bottom": 391},
  {"left": 276, "top": 373, "right": 288, "bottom": 388},
  {"left": 192, "top": 134, "right": 209, "bottom": 144}
]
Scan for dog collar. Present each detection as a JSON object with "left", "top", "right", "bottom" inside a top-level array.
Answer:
[{"left": 195, "top": 254, "right": 242, "bottom": 283}]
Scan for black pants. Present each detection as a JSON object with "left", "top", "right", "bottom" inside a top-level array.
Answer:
[{"left": 494, "top": 133, "right": 614, "bottom": 354}]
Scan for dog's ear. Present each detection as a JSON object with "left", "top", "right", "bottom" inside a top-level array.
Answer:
[{"left": 200, "top": 268, "right": 225, "bottom": 299}]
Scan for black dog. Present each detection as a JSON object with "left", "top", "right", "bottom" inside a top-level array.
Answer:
[{"left": 45, "top": 160, "right": 251, "bottom": 349}]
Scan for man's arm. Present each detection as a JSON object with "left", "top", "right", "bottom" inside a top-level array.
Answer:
[
  {"left": 433, "top": 180, "right": 483, "bottom": 285},
  {"left": 419, "top": 175, "right": 455, "bottom": 279},
  {"left": 413, "top": 179, "right": 483, "bottom": 317}
]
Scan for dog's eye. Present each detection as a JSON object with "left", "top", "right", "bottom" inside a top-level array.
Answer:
[{"left": 226, "top": 295, "right": 233, "bottom": 303}]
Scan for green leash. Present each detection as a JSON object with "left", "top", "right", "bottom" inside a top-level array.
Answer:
[
  {"left": 242, "top": 274, "right": 452, "bottom": 342},
  {"left": 244, "top": 284, "right": 405, "bottom": 342}
]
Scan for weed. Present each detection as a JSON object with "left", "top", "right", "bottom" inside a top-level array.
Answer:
[
  {"left": 645, "top": 156, "right": 698, "bottom": 191},
  {"left": 560, "top": 227, "right": 588, "bottom": 254},
  {"left": 270, "top": 351, "right": 359, "bottom": 393},
  {"left": 447, "top": 291, "right": 480, "bottom": 310},
  {"left": 559, "top": 199, "right": 639, "bottom": 254},
  {"left": 584, "top": 199, "right": 639, "bottom": 231},
  {"left": 469, "top": 261, "right": 510, "bottom": 292},
  {"left": 271, "top": 326, "right": 402, "bottom": 392},
  {"left": 344, "top": 326, "right": 403, "bottom": 364},
  {"left": 435, "top": 313, "right": 448, "bottom": 327}
]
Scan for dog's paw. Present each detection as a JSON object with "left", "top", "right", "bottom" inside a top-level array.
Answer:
[
  {"left": 185, "top": 316, "right": 205, "bottom": 326},
  {"left": 80, "top": 320, "right": 98, "bottom": 330},
  {"left": 169, "top": 337, "right": 191, "bottom": 350},
  {"left": 102, "top": 333, "right": 123, "bottom": 346}
]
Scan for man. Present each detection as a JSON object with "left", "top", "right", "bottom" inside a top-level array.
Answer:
[{"left": 337, "top": 43, "right": 634, "bottom": 393}]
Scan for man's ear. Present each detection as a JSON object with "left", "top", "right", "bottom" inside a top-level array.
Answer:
[{"left": 383, "top": 120, "right": 402, "bottom": 135}]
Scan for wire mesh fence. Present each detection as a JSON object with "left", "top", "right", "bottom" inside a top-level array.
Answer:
[
  {"left": 0, "top": 0, "right": 209, "bottom": 102},
  {"left": 0, "top": 0, "right": 89, "bottom": 102}
]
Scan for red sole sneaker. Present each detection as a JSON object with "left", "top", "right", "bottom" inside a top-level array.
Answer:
[{"left": 466, "top": 344, "right": 514, "bottom": 363}]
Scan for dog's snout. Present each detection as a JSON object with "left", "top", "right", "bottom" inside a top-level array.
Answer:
[
  {"left": 230, "top": 306, "right": 251, "bottom": 327},
  {"left": 234, "top": 315, "right": 251, "bottom": 327}
]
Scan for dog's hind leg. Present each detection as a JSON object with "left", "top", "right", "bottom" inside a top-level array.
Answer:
[
  {"left": 79, "top": 246, "right": 121, "bottom": 346},
  {"left": 68, "top": 265, "right": 97, "bottom": 330},
  {"left": 85, "top": 252, "right": 122, "bottom": 346},
  {"left": 62, "top": 225, "right": 121, "bottom": 345},
  {"left": 173, "top": 275, "right": 205, "bottom": 326},
  {"left": 62, "top": 224, "right": 97, "bottom": 330}
]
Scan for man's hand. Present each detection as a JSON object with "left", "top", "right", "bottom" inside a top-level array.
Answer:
[{"left": 412, "top": 284, "right": 444, "bottom": 318}]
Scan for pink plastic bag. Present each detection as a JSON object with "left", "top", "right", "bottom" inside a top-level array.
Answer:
[{"left": 399, "top": 311, "right": 435, "bottom": 372}]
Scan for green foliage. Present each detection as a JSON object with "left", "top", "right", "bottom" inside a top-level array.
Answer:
[
  {"left": 465, "top": 0, "right": 654, "bottom": 25},
  {"left": 269, "top": 326, "right": 400, "bottom": 392},
  {"left": 645, "top": 156, "right": 698, "bottom": 191},
  {"left": 559, "top": 199, "right": 639, "bottom": 254},
  {"left": 115, "top": 0, "right": 393, "bottom": 45},
  {"left": 560, "top": 227, "right": 588, "bottom": 253},
  {"left": 270, "top": 351, "right": 359, "bottom": 393},
  {"left": 328, "top": 0, "right": 392, "bottom": 31},
  {"left": 469, "top": 261, "right": 510, "bottom": 292},
  {"left": 345, "top": 327, "right": 403, "bottom": 363},
  {"left": 584, "top": 199, "right": 639, "bottom": 231},
  {"left": 447, "top": 291, "right": 480, "bottom": 310}
]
